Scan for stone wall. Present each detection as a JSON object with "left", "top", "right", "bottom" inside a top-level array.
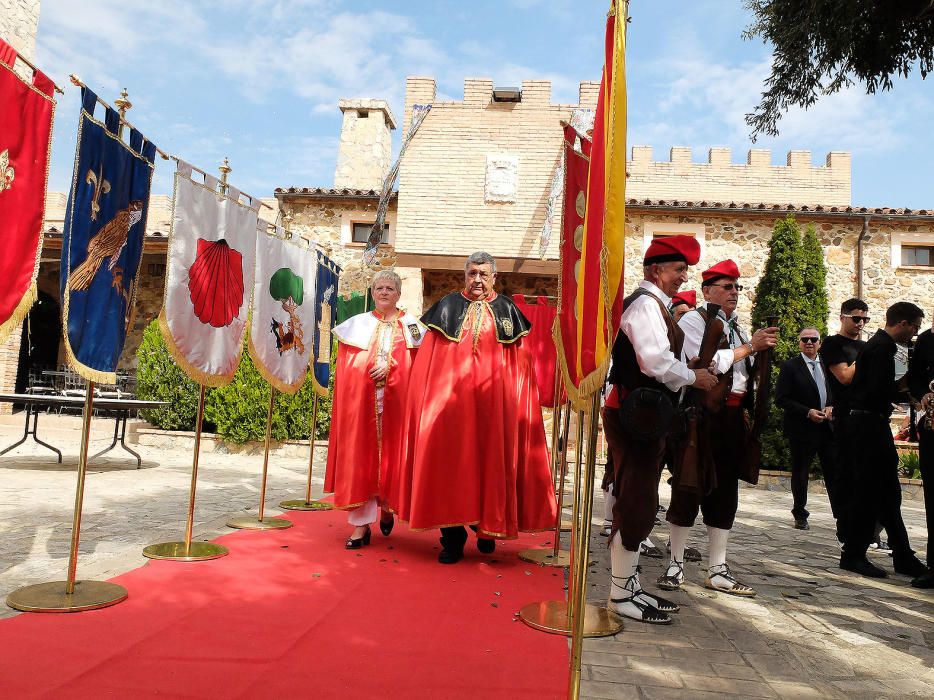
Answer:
[
  {"left": 623, "top": 208, "right": 934, "bottom": 333},
  {"left": 396, "top": 77, "right": 600, "bottom": 261},
  {"left": 628, "top": 147, "right": 851, "bottom": 206},
  {"left": 0, "top": 0, "right": 40, "bottom": 59}
]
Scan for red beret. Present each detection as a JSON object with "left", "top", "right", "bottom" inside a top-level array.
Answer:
[
  {"left": 643, "top": 235, "right": 701, "bottom": 266},
  {"left": 670, "top": 290, "right": 697, "bottom": 308},
  {"left": 701, "top": 259, "right": 740, "bottom": 284}
]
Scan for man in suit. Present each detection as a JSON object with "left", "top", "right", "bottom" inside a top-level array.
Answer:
[
  {"left": 907, "top": 314, "right": 934, "bottom": 588},
  {"left": 775, "top": 327, "right": 836, "bottom": 530}
]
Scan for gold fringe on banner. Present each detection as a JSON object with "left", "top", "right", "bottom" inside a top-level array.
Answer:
[
  {"left": 61, "top": 290, "right": 118, "bottom": 385},
  {"left": 0, "top": 284, "right": 37, "bottom": 346},
  {"left": 247, "top": 337, "right": 307, "bottom": 396},
  {"left": 157, "top": 310, "right": 242, "bottom": 388}
]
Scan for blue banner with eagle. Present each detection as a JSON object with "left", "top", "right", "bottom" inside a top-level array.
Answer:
[
  {"left": 60, "top": 87, "right": 156, "bottom": 383},
  {"left": 311, "top": 251, "right": 341, "bottom": 396}
]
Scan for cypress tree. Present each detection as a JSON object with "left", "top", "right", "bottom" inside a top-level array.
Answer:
[
  {"left": 752, "top": 214, "right": 806, "bottom": 363},
  {"left": 751, "top": 215, "right": 806, "bottom": 469},
  {"left": 800, "top": 223, "right": 830, "bottom": 336}
]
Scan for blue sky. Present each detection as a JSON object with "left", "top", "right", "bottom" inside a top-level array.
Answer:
[{"left": 36, "top": 0, "right": 933, "bottom": 207}]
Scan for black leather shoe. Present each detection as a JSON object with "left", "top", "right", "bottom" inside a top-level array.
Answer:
[
  {"left": 477, "top": 537, "right": 496, "bottom": 554},
  {"left": 911, "top": 571, "right": 934, "bottom": 588},
  {"left": 794, "top": 518, "right": 810, "bottom": 530},
  {"left": 438, "top": 547, "right": 463, "bottom": 564},
  {"left": 893, "top": 554, "right": 929, "bottom": 578},
  {"left": 840, "top": 556, "right": 887, "bottom": 578},
  {"left": 379, "top": 515, "right": 394, "bottom": 536},
  {"left": 345, "top": 527, "right": 371, "bottom": 550}
]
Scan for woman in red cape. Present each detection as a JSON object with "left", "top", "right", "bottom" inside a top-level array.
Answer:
[
  {"left": 324, "top": 270, "right": 427, "bottom": 549},
  {"left": 389, "top": 252, "right": 558, "bottom": 563}
]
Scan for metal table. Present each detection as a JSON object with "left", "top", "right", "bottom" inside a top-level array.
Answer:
[{"left": 0, "top": 393, "right": 169, "bottom": 467}]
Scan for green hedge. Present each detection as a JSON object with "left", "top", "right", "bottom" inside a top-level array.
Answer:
[{"left": 136, "top": 319, "right": 332, "bottom": 443}]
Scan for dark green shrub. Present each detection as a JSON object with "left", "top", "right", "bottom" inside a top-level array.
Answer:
[
  {"left": 204, "top": 340, "right": 332, "bottom": 444},
  {"left": 136, "top": 318, "right": 333, "bottom": 443},
  {"left": 136, "top": 320, "right": 202, "bottom": 430}
]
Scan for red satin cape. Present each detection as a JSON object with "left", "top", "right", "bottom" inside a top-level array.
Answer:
[
  {"left": 389, "top": 302, "right": 557, "bottom": 538},
  {"left": 324, "top": 315, "right": 417, "bottom": 509}
]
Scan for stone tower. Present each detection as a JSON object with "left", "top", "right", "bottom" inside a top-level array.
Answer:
[
  {"left": 0, "top": 0, "right": 41, "bottom": 59},
  {"left": 332, "top": 98, "right": 397, "bottom": 191}
]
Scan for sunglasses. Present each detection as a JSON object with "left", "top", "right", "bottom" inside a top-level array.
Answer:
[
  {"left": 799, "top": 337, "right": 820, "bottom": 344},
  {"left": 708, "top": 283, "right": 744, "bottom": 291},
  {"left": 843, "top": 315, "right": 870, "bottom": 324}
]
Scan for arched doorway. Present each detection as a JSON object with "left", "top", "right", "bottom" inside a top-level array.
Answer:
[{"left": 15, "top": 290, "right": 61, "bottom": 393}]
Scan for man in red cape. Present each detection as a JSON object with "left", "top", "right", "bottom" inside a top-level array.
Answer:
[{"left": 390, "top": 252, "right": 558, "bottom": 563}]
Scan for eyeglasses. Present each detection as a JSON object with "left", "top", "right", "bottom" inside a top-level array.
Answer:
[
  {"left": 708, "top": 283, "right": 744, "bottom": 291},
  {"left": 799, "top": 337, "right": 820, "bottom": 344},
  {"left": 843, "top": 315, "right": 870, "bottom": 324}
]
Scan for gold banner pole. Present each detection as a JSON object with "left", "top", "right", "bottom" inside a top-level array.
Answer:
[
  {"left": 7, "top": 381, "right": 129, "bottom": 612},
  {"left": 143, "top": 385, "right": 228, "bottom": 560},
  {"left": 228, "top": 386, "right": 292, "bottom": 530},
  {"left": 519, "top": 377, "right": 571, "bottom": 567},
  {"left": 568, "top": 394, "right": 604, "bottom": 699},
  {"left": 567, "top": 408, "right": 586, "bottom": 619},
  {"left": 281, "top": 389, "right": 332, "bottom": 511},
  {"left": 517, "top": 400, "right": 620, "bottom": 638}
]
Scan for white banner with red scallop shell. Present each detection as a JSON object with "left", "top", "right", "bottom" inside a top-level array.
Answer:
[
  {"left": 248, "top": 224, "right": 316, "bottom": 394},
  {"left": 159, "top": 161, "right": 259, "bottom": 386}
]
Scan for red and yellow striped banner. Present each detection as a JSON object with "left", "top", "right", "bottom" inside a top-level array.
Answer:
[{"left": 554, "top": 0, "right": 627, "bottom": 408}]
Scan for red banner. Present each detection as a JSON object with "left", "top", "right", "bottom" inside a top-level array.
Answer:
[
  {"left": 0, "top": 39, "right": 56, "bottom": 343},
  {"left": 554, "top": 125, "right": 591, "bottom": 406},
  {"left": 554, "top": 2, "right": 626, "bottom": 408}
]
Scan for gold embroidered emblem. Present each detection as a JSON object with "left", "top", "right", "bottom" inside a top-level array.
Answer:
[
  {"left": 502, "top": 318, "right": 514, "bottom": 337},
  {"left": 408, "top": 324, "right": 421, "bottom": 341},
  {"left": 86, "top": 164, "right": 111, "bottom": 221},
  {"left": 316, "top": 285, "right": 334, "bottom": 363},
  {"left": 0, "top": 150, "right": 13, "bottom": 193},
  {"left": 69, "top": 200, "right": 143, "bottom": 304}
]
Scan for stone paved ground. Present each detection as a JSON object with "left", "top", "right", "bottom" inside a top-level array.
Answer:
[
  {"left": 1, "top": 414, "right": 932, "bottom": 698},
  {"left": 581, "top": 480, "right": 934, "bottom": 699}
]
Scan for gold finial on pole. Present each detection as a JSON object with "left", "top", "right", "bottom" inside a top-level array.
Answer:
[
  {"left": 114, "top": 88, "right": 132, "bottom": 118},
  {"left": 219, "top": 157, "right": 231, "bottom": 195}
]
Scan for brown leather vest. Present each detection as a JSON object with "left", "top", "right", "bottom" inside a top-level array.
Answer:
[{"left": 608, "top": 288, "right": 684, "bottom": 398}]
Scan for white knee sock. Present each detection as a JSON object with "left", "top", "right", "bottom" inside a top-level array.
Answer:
[
  {"left": 603, "top": 487, "right": 615, "bottom": 525},
  {"left": 707, "top": 525, "right": 729, "bottom": 569},
  {"left": 609, "top": 531, "right": 640, "bottom": 593},
  {"left": 664, "top": 525, "right": 689, "bottom": 581}
]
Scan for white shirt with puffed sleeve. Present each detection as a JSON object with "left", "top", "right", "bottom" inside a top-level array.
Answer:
[
  {"left": 619, "top": 281, "right": 697, "bottom": 392},
  {"left": 678, "top": 302, "right": 752, "bottom": 393}
]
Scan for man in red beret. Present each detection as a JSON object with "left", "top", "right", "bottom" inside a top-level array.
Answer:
[
  {"left": 603, "top": 235, "right": 719, "bottom": 624},
  {"left": 658, "top": 259, "right": 777, "bottom": 597},
  {"left": 669, "top": 290, "right": 697, "bottom": 322}
]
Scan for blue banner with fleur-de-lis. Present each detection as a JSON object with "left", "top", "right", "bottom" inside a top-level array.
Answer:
[
  {"left": 311, "top": 251, "right": 341, "bottom": 396},
  {"left": 60, "top": 86, "right": 156, "bottom": 383}
]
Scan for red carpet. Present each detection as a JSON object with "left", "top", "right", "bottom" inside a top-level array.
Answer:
[{"left": 0, "top": 509, "right": 569, "bottom": 699}]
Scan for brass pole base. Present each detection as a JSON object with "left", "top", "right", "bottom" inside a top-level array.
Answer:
[
  {"left": 142, "top": 541, "right": 229, "bottom": 561},
  {"left": 226, "top": 515, "right": 293, "bottom": 530},
  {"left": 6, "top": 580, "right": 128, "bottom": 613},
  {"left": 279, "top": 499, "right": 333, "bottom": 511},
  {"left": 517, "top": 548, "right": 572, "bottom": 568},
  {"left": 519, "top": 600, "right": 622, "bottom": 637}
]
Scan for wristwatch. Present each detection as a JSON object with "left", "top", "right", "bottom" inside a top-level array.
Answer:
[{"left": 745, "top": 341, "right": 754, "bottom": 353}]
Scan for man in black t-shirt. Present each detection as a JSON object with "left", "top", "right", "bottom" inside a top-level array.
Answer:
[
  {"left": 819, "top": 299, "right": 870, "bottom": 542},
  {"left": 841, "top": 302, "right": 929, "bottom": 579},
  {"left": 907, "top": 321, "right": 934, "bottom": 588}
]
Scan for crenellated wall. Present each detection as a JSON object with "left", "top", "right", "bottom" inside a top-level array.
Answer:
[{"left": 627, "top": 147, "right": 851, "bottom": 207}]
